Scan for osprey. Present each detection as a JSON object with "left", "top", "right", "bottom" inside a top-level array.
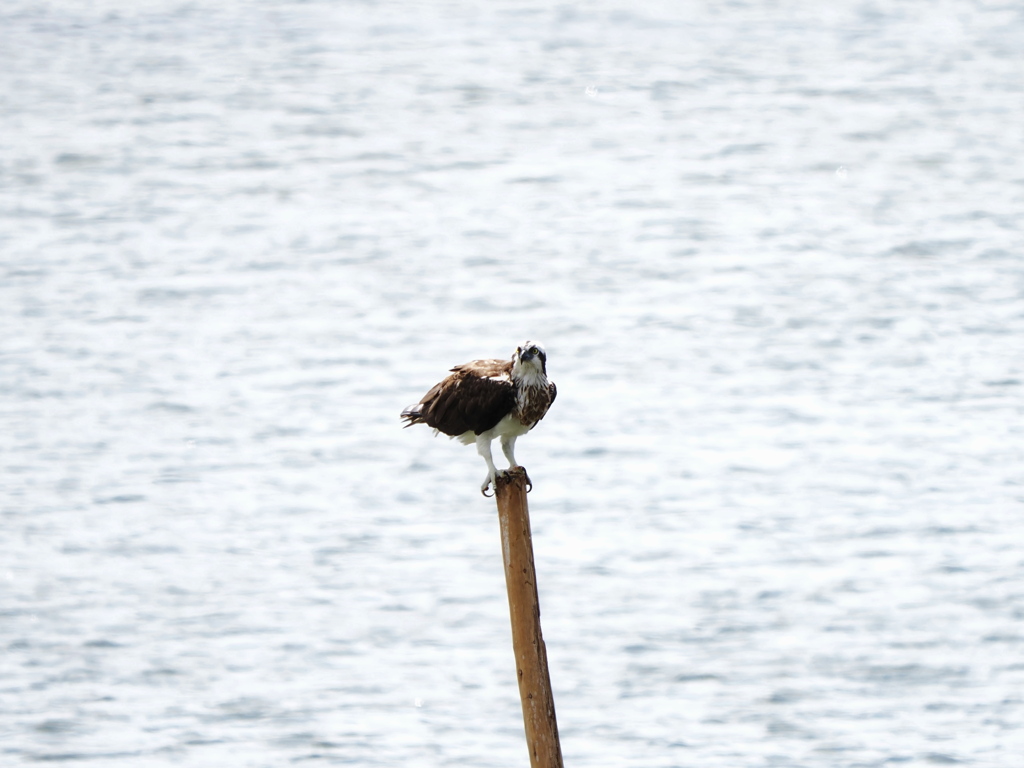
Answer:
[{"left": 401, "top": 341, "right": 557, "bottom": 496}]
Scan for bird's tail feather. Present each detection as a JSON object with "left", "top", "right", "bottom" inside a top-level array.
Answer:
[{"left": 400, "top": 405, "right": 423, "bottom": 428}]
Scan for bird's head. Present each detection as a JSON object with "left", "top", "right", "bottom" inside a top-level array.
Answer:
[{"left": 513, "top": 341, "right": 548, "bottom": 378}]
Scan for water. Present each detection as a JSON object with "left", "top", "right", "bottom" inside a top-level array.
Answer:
[{"left": 2, "top": 1, "right": 1023, "bottom": 766}]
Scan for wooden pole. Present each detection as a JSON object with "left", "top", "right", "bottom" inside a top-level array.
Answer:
[{"left": 494, "top": 467, "right": 564, "bottom": 768}]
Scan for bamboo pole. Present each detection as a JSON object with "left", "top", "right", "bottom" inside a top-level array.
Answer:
[{"left": 494, "top": 467, "right": 564, "bottom": 768}]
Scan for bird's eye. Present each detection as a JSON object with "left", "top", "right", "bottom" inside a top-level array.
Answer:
[{"left": 530, "top": 347, "right": 539, "bottom": 355}]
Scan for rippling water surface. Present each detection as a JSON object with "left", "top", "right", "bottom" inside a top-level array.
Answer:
[{"left": 2, "top": 2, "right": 1023, "bottom": 766}]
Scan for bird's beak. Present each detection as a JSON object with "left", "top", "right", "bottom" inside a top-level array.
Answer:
[{"left": 519, "top": 349, "right": 534, "bottom": 362}]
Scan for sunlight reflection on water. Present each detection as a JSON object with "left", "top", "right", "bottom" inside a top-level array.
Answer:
[{"left": 2, "top": 1, "right": 1023, "bottom": 766}]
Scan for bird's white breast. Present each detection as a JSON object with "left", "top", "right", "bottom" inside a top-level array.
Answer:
[
  {"left": 454, "top": 414, "right": 528, "bottom": 445},
  {"left": 491, "top": 412, "right": 532, "bottom": 438}
]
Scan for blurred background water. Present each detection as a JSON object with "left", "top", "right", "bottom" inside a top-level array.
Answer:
[{"left": 2, "top": 1, "right": 1023, "bottom": 766}]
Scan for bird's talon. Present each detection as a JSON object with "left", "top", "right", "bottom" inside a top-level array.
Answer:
[
  {"left": 482, "top": 472, "right": 499, "bottom": 497},
  {"left": 513, "top": 466, "right": 532, "bottom": 492}
]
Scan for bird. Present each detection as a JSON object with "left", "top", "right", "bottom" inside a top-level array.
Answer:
[{"left": 401, "top": 341, "right": 557, "bottom": 496}]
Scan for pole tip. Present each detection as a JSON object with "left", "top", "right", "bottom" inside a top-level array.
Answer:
[{"left": 495, "top": 466, "right": 531, "bottom": 495}]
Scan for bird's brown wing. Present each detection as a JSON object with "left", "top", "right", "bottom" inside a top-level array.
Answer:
[{"left": 412, "top": 359, "right": 515, "bottom": 437}]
